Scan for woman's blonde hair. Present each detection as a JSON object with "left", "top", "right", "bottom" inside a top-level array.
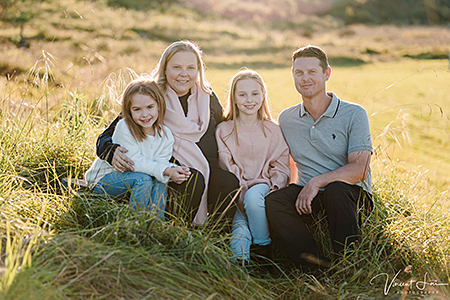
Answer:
[
  {"left": 152, "top": 40, "right": 211, "bottom": 95},
  {"left": 121, "top": 77, "right": 166, "bottom": 142},
  {"left": 223, "top": 68, "right": 273, "bottom": 144}
]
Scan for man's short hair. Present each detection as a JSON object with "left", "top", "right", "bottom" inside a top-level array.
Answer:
[{"left": 292, "top": 45, "right": 329, "bottom": 73}]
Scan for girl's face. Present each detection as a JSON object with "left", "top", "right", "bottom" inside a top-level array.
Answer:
[
  {"left": 130, "top": 93, "right": 159, "bottom": 136},
  {"left": 234, "top": 78, "right": 263, "bottom": 119},
  {"left": 165, "top": 51, "right": 199, "bottom": 97}
]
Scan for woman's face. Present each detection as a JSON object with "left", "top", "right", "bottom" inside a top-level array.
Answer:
[{"left": 165, "top": 51, "right": 199, "bottom": 97}]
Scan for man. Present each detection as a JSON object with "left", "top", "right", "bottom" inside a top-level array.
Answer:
[{"left": 266, "top": 45, "right": 373, "bottom": 271}]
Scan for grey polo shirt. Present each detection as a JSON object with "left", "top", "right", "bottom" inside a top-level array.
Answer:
[{"left": 279, "top": 92, "right": 372, "bottom": 194}]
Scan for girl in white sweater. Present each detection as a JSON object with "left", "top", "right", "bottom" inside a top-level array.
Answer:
[
  {"left": 85, "top": 77, "right": 190, "bottom": 218},
  {"left": 215, "top": 69, "right": 290, "bottom": 265}
]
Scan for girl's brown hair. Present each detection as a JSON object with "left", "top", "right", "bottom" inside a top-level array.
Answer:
[
  {"left": 121, "top": 77, "right": 166, "bottom": 142},
  {"left": 223, "top": 68, "right": 273, "bottom": 144}
]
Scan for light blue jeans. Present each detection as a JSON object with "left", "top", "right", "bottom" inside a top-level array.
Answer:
[
  {"left": 93, "top": 171, "right": 167, "bottom": 219},
  {"left": 231, "top": 183, "right": 271, "bottom": 261}
]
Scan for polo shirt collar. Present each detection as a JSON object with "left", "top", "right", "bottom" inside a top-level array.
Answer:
[
  {"left": 299, "top": 102, "right": 308, "bottom": 117},
  {"left": 322, "top": 92, "right": 340, "bottom": 118},
  {"left": 299, "top": 92, "right": 340, "bottom": 119}
]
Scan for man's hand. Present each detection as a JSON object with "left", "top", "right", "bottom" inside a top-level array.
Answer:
[
  {"left": 111, "top": 146, "right": 135, "bottom": 173},
  {"left": 295, "top": 177, "right": 320, "bottom": 215},
  {"left": 164, "top": 166, "right": 191, "bottom": 184}
]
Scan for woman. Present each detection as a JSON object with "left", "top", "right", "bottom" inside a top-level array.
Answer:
[{"left": 96, "top": 40, "right": 239, "bottom": 226}]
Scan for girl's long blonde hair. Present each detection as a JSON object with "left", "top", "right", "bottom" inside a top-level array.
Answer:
[
  {"left": 121, "top": 77, "right": 166, "bottom": 142},
  {"left": 152, "top": 40, "right": 211, "bottom": 95},
  {"left": 223, "top": 68, "right": 273, "bottom": 145}
]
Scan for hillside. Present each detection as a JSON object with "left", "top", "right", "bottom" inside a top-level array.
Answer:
[
  {"left": 1, "top": 0, "right": 449, "bottom": 79},
  {"left": 0, "top": 1, "right": 449, "bottom": 299}
]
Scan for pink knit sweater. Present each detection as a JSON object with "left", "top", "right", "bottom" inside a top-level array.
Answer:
[{"left": 216, "top": 120, "right": 290, "bottom": 204}]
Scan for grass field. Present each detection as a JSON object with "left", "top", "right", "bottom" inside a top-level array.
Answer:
[
  {"left": 2, "top": 58, "right": 448, "bottom": 299},
  {"left": 1, "top": 0, "right": 450, "bottom": 299}
]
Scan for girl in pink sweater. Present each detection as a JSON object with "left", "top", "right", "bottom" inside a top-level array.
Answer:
[{"left": 215, "top": 69, "right": 290, "bottom": 265}]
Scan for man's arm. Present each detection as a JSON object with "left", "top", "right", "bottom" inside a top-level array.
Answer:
[{"left": 295, "top": 150, "right": 371, "bottom": 215}]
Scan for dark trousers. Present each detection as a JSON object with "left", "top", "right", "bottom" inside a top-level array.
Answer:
[
  {"left": 265, "top": 181, "right": 372, "bottom": 265},
  {"left": 168, "top": 165, "right": 238, "bottom": 224}
]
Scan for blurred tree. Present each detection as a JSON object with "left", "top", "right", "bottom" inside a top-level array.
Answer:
[
  {"left": 0, "top": 0, "right": 49, "bottom": 47},
  {"left": 106, "top": 0, "right": 179, "bottom": 11},
  {"left": 329, "top": 0, "right": 449, "bottom": 24}
]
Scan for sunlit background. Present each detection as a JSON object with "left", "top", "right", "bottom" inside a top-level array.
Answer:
[{"left": 0, "top": 1, "right": 449, "bottom": 298}]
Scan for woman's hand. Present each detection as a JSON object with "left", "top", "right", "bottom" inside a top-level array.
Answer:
[
  {"left": 164, "top": 166, "right": 191, "bottom": 184},
  {"left": 112, "top": 146, "right": 135, "bottom": 173}
]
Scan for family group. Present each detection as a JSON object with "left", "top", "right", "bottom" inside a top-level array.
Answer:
[{"left": 84, "top": 40, "right": 373, "bottom": 272}]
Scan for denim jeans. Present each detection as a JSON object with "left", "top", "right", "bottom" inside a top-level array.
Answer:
[
  {"left": 93, "top": 171, "right": 167, "bottom": 219},
  {"left": 231, "top": 183, "right": 271, "bottom": 261}
]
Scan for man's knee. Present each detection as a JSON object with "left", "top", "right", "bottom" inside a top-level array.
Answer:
[
  {"left": 266, "top": 185, "right": 299, "bottom": 206},
  {"left": 323, "top": 181, "right": 360, "bottom": 200},
  {"left": 322, "top": 181, "right": 361, "bottom": 213},
  {"left": 323, "top": 181, "right": 349, "bottom": 194},
  {"left": 264, "top": 189, "right": 279, "bottom": 211},
  {"left": 265, "top": 188, "right": 294, "bottom": 218}
]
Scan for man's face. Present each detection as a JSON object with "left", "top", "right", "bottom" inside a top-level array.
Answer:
[{"left": 292, "top": 57, "right": 330, "bottom": 100}]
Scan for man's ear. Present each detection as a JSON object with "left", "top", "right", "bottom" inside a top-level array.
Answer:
[{"left": 325, "top": 66, "right": 331, "bottom": 81}]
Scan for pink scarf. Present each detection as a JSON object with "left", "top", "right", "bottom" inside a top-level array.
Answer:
[{"left": 164, "top": 83, "right": 210, "bottom": 225}]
